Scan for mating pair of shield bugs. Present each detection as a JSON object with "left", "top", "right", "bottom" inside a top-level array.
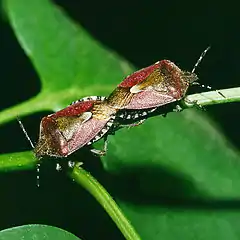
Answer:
[{"left": 19, "top": 47, "right": 212, "bottom": 159}]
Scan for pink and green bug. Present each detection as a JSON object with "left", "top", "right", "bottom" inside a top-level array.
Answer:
[
  {"left": 107, "top": 47, "right": 211, "bottom": 123},
  {"left": 19, "top": 96, "right": 117, "bottom": 159},
  {"left": 18, "top": 96, "right": 118, "bottom": 186}
]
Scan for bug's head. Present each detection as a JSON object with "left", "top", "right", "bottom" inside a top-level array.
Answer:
[
  {"left": 181, "top": 71, "right": 199, "bottom": 85},
  {"left": 189, "top": 46, "right": 212, "bottom": 89},
  {"left": 179, "top": 46, "right": 211, "bottom": 92},
  {"left": 34, "top": 115, "right": 69, "bottom": 158}
]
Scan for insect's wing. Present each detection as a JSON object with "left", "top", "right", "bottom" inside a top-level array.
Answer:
[
  {"left": 130, "top": 67, "right": 164, "bottom": 93},
  {"left": 118, "top": 63, "right": 159, "bottom": 88},
  {"left": 67, "top": 117, "right": 112, "bottom": 155},
  {"left": 124, "top": 90, "right": 176, "bottom": 109},
  {"left": 125, "top": 67, "right": 178, "bottom": 109}
]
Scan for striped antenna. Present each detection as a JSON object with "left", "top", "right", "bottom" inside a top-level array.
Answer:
[
  {"left": 191, "top": 46, "right": 213, "bottom": 90},
  {"left": 17, "top": 117, "right": 40, "bottom": 187},
  {"left": 191, "top": 47, "right": 225, "bottom": 98},
  {"left": 192, "top": 46, "right": 211, "bottom": 74}
]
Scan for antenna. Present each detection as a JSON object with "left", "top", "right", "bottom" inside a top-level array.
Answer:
[
  {"left": 17, "top": 117, "right": 35, "bottom": 149},
  {"left": 192, "top": 46, "right": 211, "bottom": 74},
  {"left": 17, "top": 117, "right": 40, "bottom": 187},
  {"left": 191, "top": 46, "right": 213, "bottom": 90},
  {"left": 191, "top": 46, "right": 225, "bottom": 98}
]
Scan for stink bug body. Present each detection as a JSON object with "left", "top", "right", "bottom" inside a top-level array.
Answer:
[
  {"left": 107, "top": 47, "right": 210, "bottom": 122},
  {"left": 34, "top": 96, "right": 116, "bottom": 158},
  {"left": 18, "top": 96, "right": 117, "bottom": 187}
]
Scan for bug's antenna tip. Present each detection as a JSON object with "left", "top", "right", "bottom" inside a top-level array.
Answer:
[
  {"left": 192, "top": 46, "right": 211, "bottom": 73},
  {"left": 206, "top": 45, "right": 211, "bottom": 51}
]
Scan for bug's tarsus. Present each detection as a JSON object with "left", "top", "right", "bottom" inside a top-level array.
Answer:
[
  {"left": 192, "top": 46, "right": 211, "bottom": 74},
  {"left": 56, "top": 163, "right": 62, "bottom": 171},
  {"left": 68, "top": 160, "right": 75, "bottom": 168},
  {"left": 173, "top": 104, "right": 183, "bottom": 112},
  {"left": 17, "top": 117, "right": 40, "bottom": 187}
]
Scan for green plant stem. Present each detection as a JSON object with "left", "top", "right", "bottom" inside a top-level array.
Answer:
[
  {"left": 0, "top": 87, "right": 239, "bottom": 126},
  {"left": 183, "top": 87, "right": 240, "bottom": 107},
  {"left": 0, "top": 151, "right": 36, "bottom": 172},
  {"left": 70, "top": 164, "right": 141, "bottom": 240}
]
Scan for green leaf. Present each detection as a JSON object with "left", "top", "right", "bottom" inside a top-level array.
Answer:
[
  {"left": 0, "top": 224, "right": 81, "bottom": 240},
  {"left": 103, "top": 109, "right": 240, "bottom": 198},
  {"left": 1, "top": 0, "right": 240, "bottom": 240},
  {"left": 101, "top": 110, "right": 240, "bottom": 239},
  {"left": 119, "top": 202, "right": 240, "bottom": 240},
  {"left": 0, "top": 0, "right": 133, "bottom": 124}
]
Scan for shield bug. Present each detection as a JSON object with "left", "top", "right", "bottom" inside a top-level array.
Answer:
[
  {"left": 18, "top": 96, "right": 117, "bottom": 159},
  {"left": 18, "top": 96, "right": 118, "bottom": 187},
  {"left": 106, "top": 47, "right": 211, "bottom": 123},
  {"left": 34, "top": 96, "right": 117, "bottom": 158}
]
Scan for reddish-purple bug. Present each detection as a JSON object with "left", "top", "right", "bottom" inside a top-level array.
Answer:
[
  {"left": 18, "top": 96, "right": 118, "bottom": 186},
  {"left": 19, "top": 96, "right": 117, "bottom": 159},
  {"left": 107, "top": 47, "right": 211, "bottom": 123}
]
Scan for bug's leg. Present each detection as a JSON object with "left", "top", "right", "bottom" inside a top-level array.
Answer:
[
  {"left": 118, "top": 119, "right": 146, "bottom": 129},
  {"left": 90, "top": 136, "right": 108, "bottom": 156},
  {"left": 173, "top": 104, "right": 183, "bottom": 112},
  {"left": 127, "top": 119, "right": 146, "bottom": 128},
  {"left": 68, "top": 160, "right": 77, "bottom": 168},
  {"left": 56, "top": 162, "right": 62, "bottom": 171},
  {"left": 183, "top": 98, "right": 205, "bottom": 111}
]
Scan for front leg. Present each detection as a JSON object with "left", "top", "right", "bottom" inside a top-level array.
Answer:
[
  {"left": 90, "top": 136, "right": 108, "bottom": 156},
  {"left": 118, "top": 119, "right": 146, "bottom": 129}
]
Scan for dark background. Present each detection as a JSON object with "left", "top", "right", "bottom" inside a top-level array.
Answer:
[{"left": 0, "top": 0, "right": 239, "bottom": 239}]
